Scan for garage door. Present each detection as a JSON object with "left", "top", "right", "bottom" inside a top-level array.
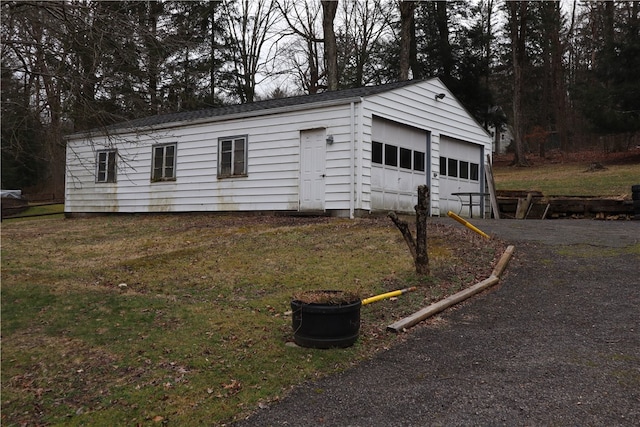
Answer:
[
  {"left": 370, "top": 117, "right": 428, "bottom": 212},
  {"left": 439, "top": 136, "right": 484, "bottom": 217}
]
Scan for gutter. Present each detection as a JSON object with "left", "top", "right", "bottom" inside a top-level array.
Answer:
[{"left": 350, "top": 101, "right": 357, "bottom": 219}]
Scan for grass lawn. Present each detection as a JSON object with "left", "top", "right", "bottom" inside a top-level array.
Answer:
[
  {"left": 2, "top": 203, "right": 65, "bottom": 221},
  {"left": 492, "top": 152, "right": 640, "bottom": 197},
  {"left": 21, "top": 203, "right": 65, "bottom": 217},
  {"left": 1, "top": 214, "right": 504, "bottom": 426}
]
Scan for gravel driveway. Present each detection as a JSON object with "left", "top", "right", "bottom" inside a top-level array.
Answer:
[{"left": 235, "top": 219, "right": 640, "bottom": 426}]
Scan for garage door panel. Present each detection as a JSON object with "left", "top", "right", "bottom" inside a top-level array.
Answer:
[{"left": 439, "top": 135, "right": 484, "bottom": 217}]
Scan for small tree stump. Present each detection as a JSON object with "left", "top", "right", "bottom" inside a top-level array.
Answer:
[
  {"left": 388, "top": 185, "right": 430, "bottom": 275},
  {"left": 414, "top": 185, "right": 430, "bottom": 275}
]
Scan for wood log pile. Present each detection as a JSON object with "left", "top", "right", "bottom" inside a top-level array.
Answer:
[{"left": 496, "top": 190, "right": 634, "bottom": 219}]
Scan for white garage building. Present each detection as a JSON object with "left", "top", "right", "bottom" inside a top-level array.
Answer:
[{"left": 65, "top": 78, "right": 492, "bottom": 218}]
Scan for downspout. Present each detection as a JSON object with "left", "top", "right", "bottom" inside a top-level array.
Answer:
[
  {"left": 480, "top": 146, "right": 486, "bottom": 217},
  {"left": 350, "top": 101, "right": 356, "bottom": 219}
]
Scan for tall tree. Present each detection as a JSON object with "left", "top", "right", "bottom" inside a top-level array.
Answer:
[
  {"left": 1, "top": 61, "right": 46, "bottom": 189},
  {"left": 435, "top": 0, "right": 453, "bottom": 81},
  {"left": 1, "top": 0, "right": 231, "bottom": 195},
  {"left": 507, "top": 1, "right": 530, "bottom": 166},
  {"left": 165, "top": 1, "right": 209, "bottom": 110},
  {"left": 276, "top": 0, "right": 325, "bottom": 93},
  {"left": 398, "top": 1, "right": 416, "bottom": 81},
  {"left": 454, "top": 1, "right": 500, "bottom": 129},
  {"left": 222, "top": 0, "right": 280, "bottom": 103},
  {"left": 338, "top": 0, "right": 392, "bottom": 88},
  {"left": 540, "top": 1, "right": 570, "bottom": 151},
  {"left": 413, "top": 1, "right": 457, "bottom": 84},
  {"left": 321, "top": 0, "right": 339, "bottom": 91},
  {"left": 1, "top": 1, "right": 70, "bottom": 194},
  {"left": 571, "top": 1, "right": 640, "bottom": 141}
]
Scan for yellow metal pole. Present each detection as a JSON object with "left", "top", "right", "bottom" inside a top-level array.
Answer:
[
  {"left": 447, "top": 211, "right": 491, "bottom": 239},
  {"left": 361, "top": 287, "right": 417, "bottom": 305}
]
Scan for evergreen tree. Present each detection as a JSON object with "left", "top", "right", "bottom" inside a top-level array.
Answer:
[{"left": 572, "top": 1, "right": 640, "bottom": 138}]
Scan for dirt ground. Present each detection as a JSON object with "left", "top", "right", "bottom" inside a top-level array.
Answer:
[{"left": 234, "top": 219, "right": 640, "bottom": 426}]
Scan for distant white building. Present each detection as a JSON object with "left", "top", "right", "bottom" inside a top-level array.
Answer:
[
  {"left": 488, "top": 125, "right": 513, "bottom": 155},
  {"left": 65, "top": 78, "right": 492, "bottom": 218}
]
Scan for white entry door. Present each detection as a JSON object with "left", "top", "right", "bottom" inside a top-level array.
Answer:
[{"left": 300, "top": 129, "right": 326, "bottom": 211}]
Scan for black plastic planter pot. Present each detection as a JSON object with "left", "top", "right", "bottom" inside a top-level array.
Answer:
[{"left": 291, "top": 291, "right": 362, "bottom": 349}]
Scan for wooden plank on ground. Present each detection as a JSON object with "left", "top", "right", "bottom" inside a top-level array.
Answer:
[
  {"left": 485, "top": 155, "right": 500, "bottom": 219},
  {"left": 387, "top": 244, "right": 515, "bottom": 333},
  {"left": 491, "top": 245, "right": 515, "bottom": 278},
  {"left": 387, "top": 276, "right": 500, "bottom": 333}
]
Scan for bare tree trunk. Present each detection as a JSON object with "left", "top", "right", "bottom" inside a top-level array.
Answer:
[
  {"left": 508, "top": 1, "right": 529, "bottom": 166},
  {"left": 388, "top": 185, "right": 430, "bottom": 275},
  {"left": 321, "top": 0, "right": 338, "bottom": 91},
  {"left": 550, "top": 1, "right": 570, "bottom": 152},
  {"left": 145, "top": 1, "right": 163, "bottom": 114},
  {"left": 399, "top": 1, "right": 415, "bottom": 81},
  {"left": 485, "top": 0, "right": 494, "bottom": 88},
  {"left": 210, "top": 3, "right": 217, "bottom": 102},
  {"left": 435, "top": 1, "right": 453, "bottom": 80},
  {"left": 277, "top": 0, "right": 324, "bottom": 94},
  {"left": 540, "top": 1, "right": 570, "bottom": 153},
  {"left": 388, "top": 212, "right": 417, "bottom": 260}
]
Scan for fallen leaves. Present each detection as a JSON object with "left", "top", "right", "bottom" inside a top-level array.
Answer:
[{"left": 222, "top": 379, "right": 242, "bottom": 395}]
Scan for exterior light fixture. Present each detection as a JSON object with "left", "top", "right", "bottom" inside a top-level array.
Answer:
[
  {"left": 326, "top": 135, "right": 334, "bottom": 144},
  {"left": 435, "top": 93, "right": 446, "bottom": 100}
]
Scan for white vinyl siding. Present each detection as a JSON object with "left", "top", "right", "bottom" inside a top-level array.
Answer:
[{"left": 65, "top": 104, "right": 355, "bottom": 214}]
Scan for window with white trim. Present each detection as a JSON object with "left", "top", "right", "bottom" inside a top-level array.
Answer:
[
  {"left": 96, "top": 150, "right": 117, "bottom": 183},
  {"left": 151, "top": 143, "right": 176, "bottom": 182},
  {"left": 218, "top": 135, "right": 247, "bottom": 178}
]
